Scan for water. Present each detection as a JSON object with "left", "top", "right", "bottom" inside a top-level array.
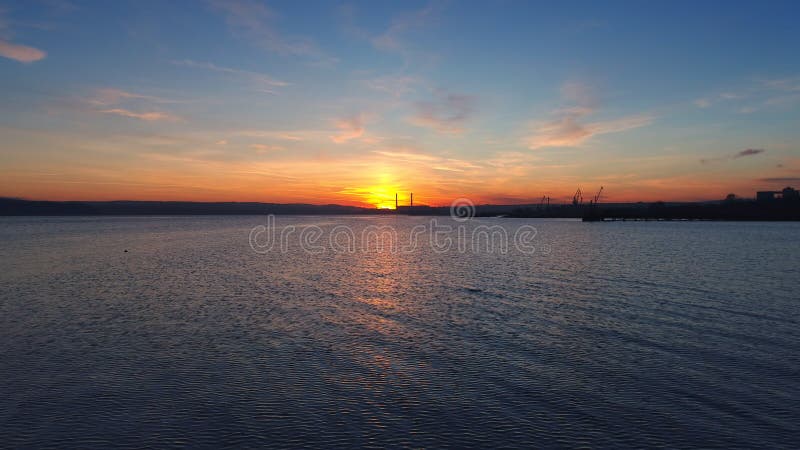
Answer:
[{"left": 1, "top": 216, "right": 798, "bottom": 448}]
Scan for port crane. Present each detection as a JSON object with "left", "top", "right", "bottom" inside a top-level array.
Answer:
[
  {"left": 572, "top": 188, "right": 583, "bottom": 206},
  {"left": 538, "top": 195, "right": 550, "bottom": 210},
  {"left": 589, "top": 186, "right": 603, "bottom": 206}
]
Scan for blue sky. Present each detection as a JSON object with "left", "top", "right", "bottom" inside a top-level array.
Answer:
[{"left": 1, "top": 0, "right": 799, "bottom": 206}]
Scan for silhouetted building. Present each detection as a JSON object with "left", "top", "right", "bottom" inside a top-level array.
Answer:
[
  {"left": 757, "top": 191, "right": 778, "bottom": 202},
  {"left": 757, "top": 186, "right": 799, "bottom": 202}
]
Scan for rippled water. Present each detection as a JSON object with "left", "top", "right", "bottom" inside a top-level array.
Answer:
[{"left": 1, "top": 216, "right": 798, "bottom": 448}]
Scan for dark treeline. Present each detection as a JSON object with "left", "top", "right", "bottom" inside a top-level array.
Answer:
[{"left": 0, "top": 198, "right": 373, "bottom": 216}]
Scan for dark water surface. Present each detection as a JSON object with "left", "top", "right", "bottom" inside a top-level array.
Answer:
[{"left": 1, "top": 216, "right": 798, "bottom": 448}]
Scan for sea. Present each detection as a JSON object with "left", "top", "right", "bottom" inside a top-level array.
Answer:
[{"left": 1, "top": 216, "right": 798, "bottom": 448}]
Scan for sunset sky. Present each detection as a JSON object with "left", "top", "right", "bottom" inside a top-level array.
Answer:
[{"left": 1, "top": 0, "right": 799, "bottom": 208}]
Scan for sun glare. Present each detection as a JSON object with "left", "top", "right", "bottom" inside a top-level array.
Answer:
[
  {"left": 364, "top": 186, "right": 398, "bottom": 209},
  {"left": 339, "top": 170, "right": 404, "bottom": 209}
]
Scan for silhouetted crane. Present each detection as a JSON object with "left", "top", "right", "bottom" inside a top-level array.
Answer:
[
  {"left": 539, "top": 195, "right": 550, "bottom": 211},
  {"left": 572, "top": 188, "right": 583, "bottom": 206},
  {"left": 591, "top": 186, "right": 603, "bottom": 205}
]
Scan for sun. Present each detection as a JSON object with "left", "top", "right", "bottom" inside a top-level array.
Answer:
[
  {"left": 364, "top": 186, "right": 397, "bottom": 209},
  {"left": 338, "top": 170, "right": 406, "bottom": 209}
]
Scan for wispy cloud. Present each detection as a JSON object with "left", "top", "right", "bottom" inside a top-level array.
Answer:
[
  {"left": 330, "top": 114, "right": 366, "bottom": 143},
  {"left": 237, "top": 130, "right": 306, "bottom": 141},
  {"left": 172, "top": 59, "right": 288, "bottom": 91},
  {"left": 208, "top": 0, "right": 335, "bottom": 64},
  {"left": 341, "top": 1, "right": 444, "bottom": 65},
  {"left": 365, "top": 75, "right": 420, "bottom": 98},
  {"left": 250, "top": 143, "right": 284, "bottom": 153},
  {"left": 694, "top": 98, "right": 711, "bottom": 108},
  {"left": 88, "top": 88, "right": 174, "bottom": 106},
  {"left": 759, "top": 176, "right": 800, "bottom": 184},
  {"left": 528, "top": 113, "right": 652, "bottom": 149},
  {"left": 371, "top": 1, "right": 443, "bottom": 52},
  {"left": 373, "top": 150, "right": 438, "bottom": 162},
  {"left": 410, "top": 92, "right": 474, "bottom": 134},
  {"left": 99, "top": 108, "right": 182, "bottom": 122},
  {"left": 373, "top": 148, "right": 482, "bottom": 173},
  {"left": 83, "top": 88, "right": 183, "bottom": 122},
  {"left": 763, "top": 77, "right": 800, "bottom": 92},
  {"left": 694, "top": 76, "right": 800, "bottom": 113},
  {"left": 700, "top": 148, "right": 766, "bottom": 164},
  {"left": 526, "top": 82, "right": 652, "bottom": 149},
  {"left": 693, "top": 93, "right": 740, "bottom": 109},
  {"left": 0, "top": 10, "right": 46, "bottom": 62}
]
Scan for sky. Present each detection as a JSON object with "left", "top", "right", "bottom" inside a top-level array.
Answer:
[{"left": 1, "top": 0, "right": 800, "bottom": 208}]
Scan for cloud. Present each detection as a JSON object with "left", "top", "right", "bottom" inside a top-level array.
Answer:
[
  {"left": 173, "top": 59, "right": 288, "bottom": 90},
  {"left": 763, "top": 77, "right": 800, "bottom": 92},
  {"left": 237, "top": 130, "right": 306, "bottom": 141},
  {"left": 99, "top": 108, "right": 182, "bottom": 122},
  {"left": 759, "top": 177, "right": 800, "bottom": 184},
  {"left": 373, "top": 150, "right": 438, "bottom": 162},
  {"left": 0, "top": 8, "right": 47, "bottom": 63},
  {"left": 88, "top": 88, "right": 173, "bottom": 106},
  {"left": 342, "top": 1, "right": 443, "bottom": 65},
  {"left": 735, "top": 148, "right": 765, "bottom": 158},
  {"left": 700, "top": 148, "right": 766, "bottom": 164},
  {"left": 696, "top": 76, "right": 800, "bottom": 113},
  {"left": 527, "top": 110, "right": 652, "bottom": 149},
  {"left": 529, "top": 115, "right": 646, "bottom": 150},
  {"left": 208, "top": 0, "right": 335, "bottom": 64},
  {"left": 526, "top": 81, "right": 652, "bottom": 150},
  {"left": 371, "top": 1, "right": 443, "bottom": 52},
  {"left": 0, "top": 39, "right": 46, "bottom": 62},
  {"left": 250, "top": 144, "right": 283, "bottom": 153},
  {"left": 330, "top": 115, "right": 366, "bottom": 143},
  {"left": 365, "top": 75, "right": 420, "bottom": 97},
  {"left": 560, "top": 81, "right": 596, "bottom": 108},
  {"left": 82, "top": 87, "right": 183, "bottom": 122},
  {"left": 694, "top": 98, "right": 711, "bottom": 108},
  {"left": 410, "top": 92, "right": 474, "bottom": 134},
  {"left": 373, "top": 148, "right": 482, "bottom": 173},
  {"left": 737, "top": 106, "right": 758, "bottom": 114},
  {"left": 527, "top": 113, "right": 591, "bottom": 149}
]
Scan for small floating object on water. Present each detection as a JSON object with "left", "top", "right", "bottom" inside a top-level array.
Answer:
[
  {"left": 124, "top": 249, "right": 128, "bottom": 252},
  {"left": 465, "top": 286, "right": 482, "bottom": 292}
]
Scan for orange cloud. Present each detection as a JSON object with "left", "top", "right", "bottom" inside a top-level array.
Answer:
[
  {"left": 250, "top": 143, "right": 283, "bottom": 152},
  {"left": 88, "top": 88, "right": 172, "bottom": 106},
  {"left": 527, "top": 111, "right": 652, "bottom": 149},
  {"left": 330, "top": 115, "right": 366, "bottom": 143},
  {"left": 100, "top": 108, "right": 182, "bottom": 122},
  {"left": 527, "top": 81, "right": 652, "bottom": 149}
]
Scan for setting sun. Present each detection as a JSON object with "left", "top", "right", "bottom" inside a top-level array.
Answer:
[
  {"left": 338, "top": 171, "right": 408, "bottom": 209},
  {"left": 357, "top": 186, "right": 399, "bottom": 209}
]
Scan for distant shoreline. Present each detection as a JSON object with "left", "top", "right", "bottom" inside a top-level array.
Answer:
[{"left": 1, "top": 197, "right": 799, "bottom": 220}]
